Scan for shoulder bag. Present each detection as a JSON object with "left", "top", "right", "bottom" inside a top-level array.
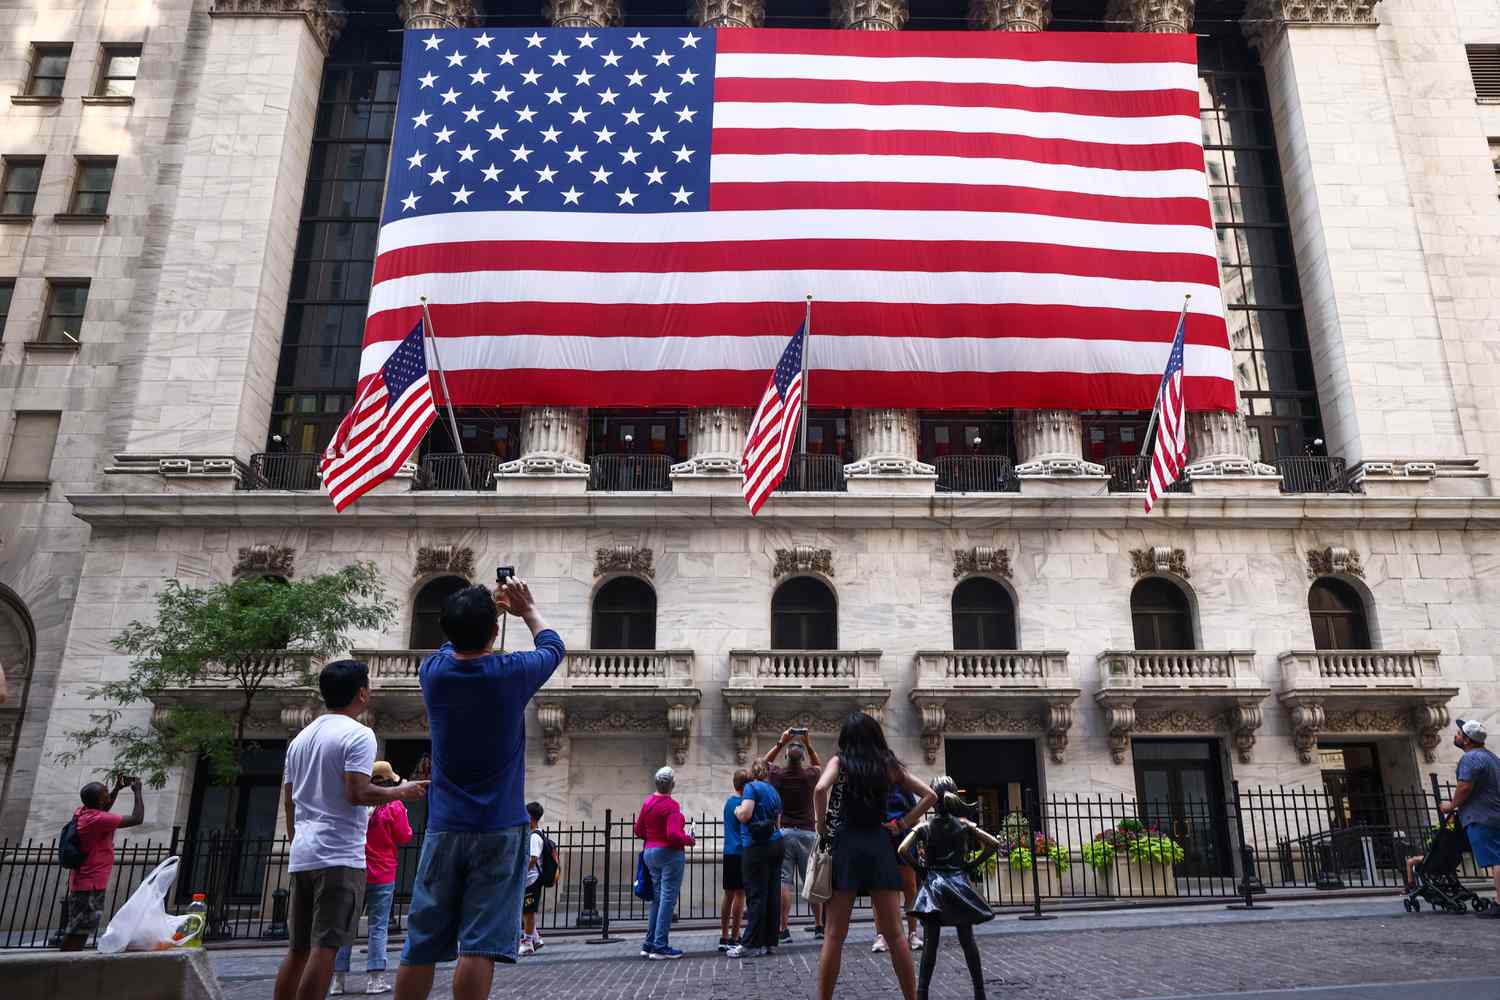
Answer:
[{"left": 803, "top": 772, "right": 844, "bottom": 904}]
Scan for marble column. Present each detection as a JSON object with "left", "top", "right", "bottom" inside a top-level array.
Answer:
[
  {"left": 671, "top": 407, "right": 754, "bottom": 493},
  {"left": 398, "top": 0, "right": 479, "bottom": 29},
  {"left": 831, "top": 0, "right": 908, "bottom": 29},
  {"left": 694, "top": 0, "right": 765, "bottom": 25},
  {"left": 969, "top": 0, "right": 1050, "bottom": 31}
]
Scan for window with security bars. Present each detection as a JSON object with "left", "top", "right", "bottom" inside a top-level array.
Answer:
[
  {"left": 1, "top": 158, "right": 43, "bottom": 216},
  {"left": 1467, "top": 45, "right": 1500, "bottom": 103},
  {"left": 96, "top": 44, "right": 141, "bottom": 97},
  {"left": 25, "top": 44, "right": 70, "bottom": 97},
  {"left": 69, "top": 158, "right": 115, "bottom": 215},
  {"left": 39, "top": 280, "right": 88, "bottom": 344}
]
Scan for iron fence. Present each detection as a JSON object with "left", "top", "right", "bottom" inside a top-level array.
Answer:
[
  {"left": 416, "top": 453, "right": 500, "bottom": 491},
  {"left": 934, "top": 455, "right": 1020, "bottom": 494},
  {"left": 587, "top": 454, "right": 673, "bottom": 492},
  {"left": 245, "top": 452, "right": 321, "bottom": 491},
  {"left": 2, "top": 779, "right": 1481, "bottom": 948},
  {"left": 1275, "top": 455, "right": 1358, "bottom": 494},
  {"left": 775, "top": 454, "right": 846, "bottom": 493},
  {"left": 1104, "top": 455, "right": 1193, "bottom": 495}
]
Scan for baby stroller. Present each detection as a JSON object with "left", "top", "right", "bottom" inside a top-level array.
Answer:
[{"left": 1403, "top": 819, "right": 1492, "bottom": 914}]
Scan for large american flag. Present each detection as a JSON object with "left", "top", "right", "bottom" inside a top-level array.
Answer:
[
  {"left": 741, "top": 322, "right": 806, "bottom": 515},
  {"left": 1143, "top": 312, "right": 1188, "bottom": 514},
  {"left": 363, "top": 27, "right": 1234, "bottom": 412}
]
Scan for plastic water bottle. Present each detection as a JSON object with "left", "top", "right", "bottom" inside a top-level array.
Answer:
[{"left": 175, "top": 893, "right": 207, "bottom": 948}]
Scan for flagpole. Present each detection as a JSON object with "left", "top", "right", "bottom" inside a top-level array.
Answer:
[
  {"left": 1139, "top": 294, "right": 1192, "bottom": 455},
  {"left": 419, "top": 296, "right": 472, "bottom": 489},
  {"left": 798, "top": 294, "right": 812, "bottom": 456}
]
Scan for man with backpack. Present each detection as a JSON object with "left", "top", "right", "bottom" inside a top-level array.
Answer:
[
  {"left": 59, "top": 776, "right": 144, "bottom": 950},
  {"left": 520, "top": 801, "right": 557, "bottom": 956}
]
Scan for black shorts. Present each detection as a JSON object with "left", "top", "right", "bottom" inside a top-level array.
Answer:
[
  {"left": 523, "top": 881, "right": 543, "bottom": 914},
  {"left": 722, "top": 853, "right": 744, "bottom": 892}
]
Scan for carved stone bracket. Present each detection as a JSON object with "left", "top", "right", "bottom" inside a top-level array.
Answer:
[
  {"left": 1306, "top": 546, "right": 1363, "bottom": 580},
  {"left": 212, "top": 0, "right": 347, "bottom": 52},
  {"left": 1287, "top": 701, "right": 1325, "bottom": 765},
  {"left": 235, "top": 544, "right": 295, "bottom": 578},
  {"left": 537, "top": 703, "right": 566, "bottom": 765},
  {"left": 1228, "top": 703, "right": 1263, "bottom": 765},
  {"left": 667, "top": 703, "right": 694, "bottom": 766},
  {"left": 1044, "top": 702, "right": 1074, "bottom": 765},
  {"left": 547, "top": 0, "right": 623, "bottom": 26},
  {"left": 694, "top": 0, "right": 766, "bottom": 25},
  {"left": 595, "top": 546, "right": 655, "bottom": 579},
  {"left": 1103, "top": 701, "right": 1136, "bottom": 764},
  {"left": 416, "top": 545, "right": 475, "bottom": 579},
  {"left": 730, "top": 702, "right": 756, "bottom": 763},
  {"left": 953, "top": 547, "right": 1011, "bottom": 580},
  {"left": 1412, "top": 702, "right": 1450, "bottom": 764},
  {"left": 1281, "top": 698, "right": 1449, "bottom": 765},
  {"left": 831, "top": 0, "right": 910, "bottom": 31},
  {"left": 914, "top": 700, "right": 1074, "bottom": 765},
  {"left": 535, "top": 701, "right": 694, "bottom": 765},
  {"left": 1129, "top": 546, "right": 1188, "bottom": 579},
  {"left": 969, "top": 0, "right": 1051, "bottom": 30},
  {"left": 918, "top": 703, "right": 946, "bottom": 765},
  {"left": 774, "top": 547, "right": 833, "bottom": 579}
]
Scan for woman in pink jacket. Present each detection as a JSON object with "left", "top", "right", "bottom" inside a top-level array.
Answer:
[
  {"left": 633, "top": 766, "right": 695, "bottom": 960},
  {"left": 332, "top": 761, "right": 414, "bottom": 995}
]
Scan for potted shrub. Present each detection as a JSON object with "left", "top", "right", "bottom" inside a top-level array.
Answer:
[
  {"left": 1079, "top": 820, "right": 1184, "bottom": 898},
  {"left": 996, "top": 813, "right": 1070, "bottom": 902}
]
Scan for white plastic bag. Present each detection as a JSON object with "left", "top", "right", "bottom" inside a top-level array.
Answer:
[{"left": 98, "top": 855, "right": 189, "bottom": 953}]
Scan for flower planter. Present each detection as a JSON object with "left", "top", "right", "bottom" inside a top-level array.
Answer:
[
  {"left": 1000, "top": 858, "right": 1058, "bottom": 903},
  {"left": 1108, "top": 857, "right": 1178, "bottom": 898}
]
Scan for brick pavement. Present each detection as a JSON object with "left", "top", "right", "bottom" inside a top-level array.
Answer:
[{"left": 214, "top": 899, "right": 1500, "bottom": 999}]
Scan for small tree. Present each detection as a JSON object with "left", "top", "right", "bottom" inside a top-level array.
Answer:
[{"left": 59, "top": 561, "right": 397, "bottom": 829}]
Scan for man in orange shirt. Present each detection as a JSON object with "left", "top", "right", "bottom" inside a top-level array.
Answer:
[{"left": 61, "top": 776, "right": 144, "bottom": 950}]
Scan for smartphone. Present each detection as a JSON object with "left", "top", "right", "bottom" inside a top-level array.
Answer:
[
  {"left": 791, "top": 728, "right": 809, "bottom": 737},
  {"left": 496, "top": 565, "right": 515, "bottom": 585}
]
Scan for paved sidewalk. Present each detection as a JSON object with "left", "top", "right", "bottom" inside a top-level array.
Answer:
[{"left": 214, "top": 897, "right": 1500, "bottom": 999}]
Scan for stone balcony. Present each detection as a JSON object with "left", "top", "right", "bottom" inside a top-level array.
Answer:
[
  {"left": 1093, "top": 650, "right": 1271, "bottom": 765},
  {"left": 907, "top": 650, "right": 1079, "bottom": 765},
  {"left": 146, "top": 652, "right": 327, "bottom": 732},
  {"left": 1276, "top": 649, "right": 1457, "bottom": 765},
  {"left": 723, "top": 650, "right": 891, "bottom": 762}
]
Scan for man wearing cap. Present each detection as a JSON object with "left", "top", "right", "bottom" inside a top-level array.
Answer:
[{"left": 1442, "top": 719, "right": 1500, "bottom": 916}]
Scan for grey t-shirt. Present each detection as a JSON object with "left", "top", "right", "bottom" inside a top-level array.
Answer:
[{"left": 1457, "top": 748, "right": 1500, "bottom": 830}]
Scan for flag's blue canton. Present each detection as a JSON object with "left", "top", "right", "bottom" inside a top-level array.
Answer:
[
  {"left": 1163, "top": 315, "right": 1186, "bottom": 378},
  {"left": 385, "top": 27, "right": 717, "bottom": 220},
  {"left": 382, "top": 323, "right": 431, "bottom": 407},
  {"left": 774, "top": 323, "right": 806, "bottom": 401}
]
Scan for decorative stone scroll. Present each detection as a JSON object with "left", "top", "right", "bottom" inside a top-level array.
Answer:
[
  {"left": 917, "top": 704, "right": 1074, "bottom": 765},
  {"left": 774, "top": 547, "right": 833, "bottom": 579},
  {"left": 416, "top": 545, "right": 475, "bottom": 580},
  {"left": 1242, "top": 0, "right": 1377, "bottom": 49},
  {"left": 546, "top": 0, "right": 623, "bottom": 27},
  {"left": 953, "top": 547, "right": 1011, "bottom": 580},
  {"left": 1305, "top": 546, "right": 1363, "bottom": 580},
  {"left": 537, "top": 702, "right": 697, "bottom": 765},
  {"left": 831, "top": 0, "right": 909, "bottom": 31},
  {"left": 729, "top": 702, "right": 757, "bottom": 763},
  {"left": 212, "top": 0, "right": 347, "bottom": 51},
  {"left": 1284, "top": 701, "right": 1450, "bottom": 764},
  {"left": 968, "top": 0, "right": 1051, "bottom": 30},
  {"left": 595, "top": 546, "right": 655, "bottom": 579},
  {"left": 1129, "top": 546, "right": 1189, "bottom": 579},
  {"left": 234, "top": 544, "right": 295, "bottom": 578},
  {"left": 693, "top": 0, "right": 766, "bottom": 26},
  {"left": 1106, "top": 0, "right": 1194, "bottom": 33},
  {"left": 537, "top": 703, "right": 566, "bottom": 765},
  {"left": 398, "top": 0, "right": 480, "bottom": 28},
  {"left": 1103, "top": 701, "right": 1263, "bottom": 764}
]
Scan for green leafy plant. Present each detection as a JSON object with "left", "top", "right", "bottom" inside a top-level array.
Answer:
[
  {"left": 1007, "top": 845, "right": 1035, "bottom": 871},
  {"left": 966, "top": 845, "right": 1000, "bottom": 878},
  {"left": 1126, "top": 833, "right": 1186, "bottom": 866},
  {"left": 1118, "top": 818, "right": 1146, "bottom": 836},
  {"left": 1081, "top": 840, "right": 1116, "bottom": 872}
]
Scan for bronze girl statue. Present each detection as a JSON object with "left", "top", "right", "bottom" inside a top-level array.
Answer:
[{"left": 896, "top": 775, "right": 1002, "bottom": 1000}]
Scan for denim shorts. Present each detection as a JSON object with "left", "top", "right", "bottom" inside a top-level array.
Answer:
[
  {"left": 1468, "top": 823, "right": 1500, "bottom": 868},
  {"left": 401, "top": 825, "right": 528, "bottom": 965},
  {"left": 780, "top": 828, "right": 817, "bottom": 885}
]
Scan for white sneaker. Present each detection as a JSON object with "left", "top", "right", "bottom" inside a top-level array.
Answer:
[
  {"left": 328, "top": 974, "right": 348, "bottom": 996},
  {"left": 908, "top": 931, "right": 923, "bottom": 951},
  {"left": 872, "top": 935, "right": 888, "bottom": 953},
  {"left": 519, "top": 941, "right": 536, "bottom": 957},
  {"left": 364, "top": 973, "right": 390, "bottom": 995},
  {"left": 532, "top": 933, "right": 545, "bottom": 951},
  {"left": 725, "top": 944, "right": 748, "bottom": 958}
]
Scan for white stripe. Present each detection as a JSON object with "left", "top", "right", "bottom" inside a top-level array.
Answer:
[
  {"left": 716, "top": 52, "right": 1195, "bottom": 94},
  {"left": 369, "top": 269, "right": 1223, "bottom": 318},
  {"left": 711, "top": 102, "right": 1200, "bottom": 148},
  {"left": 357, "top": 333, "right": 1234, "bottom": 383},
  {"left": 709, "top": 154, "right": 1209, "bottom": 201},
  {"left": 323, "top": 382, "right": 434, "bottom": 496},
  {"left": 373, "top": 209, "right": 1215, "bottom": 257}
]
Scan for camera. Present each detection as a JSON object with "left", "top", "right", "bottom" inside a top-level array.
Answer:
[
  {"left": 791, "top": 727, "right": 809, "bottom": 737},
  {"left": 496, "top": 565, "right": 515, "bottom": 584}
]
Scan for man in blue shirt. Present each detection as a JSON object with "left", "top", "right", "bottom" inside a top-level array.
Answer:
[
  {"left": 728, "top": 763, "right": 784, "bottom": 958},
  {"left": 395, "top": 580, "right": 565, "bottom": 1000},
  {"left": 1442, "top": 719, "right": 1500, "bottom": 918}
]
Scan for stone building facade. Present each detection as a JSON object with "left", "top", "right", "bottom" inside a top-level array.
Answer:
[{"left": 0, "top": 0, "right": 1497, "bottom": 856}]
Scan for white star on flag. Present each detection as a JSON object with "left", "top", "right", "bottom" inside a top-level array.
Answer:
[
  {"left": 524, "top": 32, "right": 545, "bottom": 47},
  {"left": 451, "top": 185, "right": 473, "bottom": 204},
  {"left": 481, "top": 163, "right": 503, "bottom": 182},
  {"left": 561, "top": 186, "right": 583, "bottom": 205},
  {"left": 671, "top": 186, "right": 692, "bottom": 204},
  {"left": 506, "top": 185, "right": 528, "bottom": 203},
  {"left": 617, "top": 187, "right": 639, "bottom": 206},
  {"left": 400, "top": 192, "right": 420, "bottom": 210}
]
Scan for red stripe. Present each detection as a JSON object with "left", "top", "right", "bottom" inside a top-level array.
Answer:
[
  {"left": 394, "top": 368, "right": 1237, "bottom": 413},
  {"left": 323, "top": 383, "right": 435, "bottom": 498},
  {"left": 372, "top": 238, "right": 1221, "bottom": 287},
  {"left": 713, "top": 27, "right": 1197, "bottom": 66},
  {"left": 363, "top": 301, "right": 1232, "bottom": 349},
  {"left": 706, "top": 182, "right": 1213, "bottom": 228},
  {"left": 709, "top": 128, "right": 1206, "bottom": 173},
  {"left": 712, "top": 77, "right": 1197, "bottom": 119}
]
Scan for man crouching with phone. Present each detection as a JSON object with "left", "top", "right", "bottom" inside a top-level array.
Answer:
[{"left": 394, "top": 575, "right": 565, "bottom": 1000}]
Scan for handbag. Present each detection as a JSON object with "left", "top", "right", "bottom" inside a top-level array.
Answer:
[
  {"left": 803, "top": 774, "right": 844, "bottom": 904},
  {"left": 632, "top": 851, "right": 654, "bottom": 901}
]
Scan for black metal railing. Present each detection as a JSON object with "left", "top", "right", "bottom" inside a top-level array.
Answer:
[
  {"left": 245, "top": 452, "right": 321, "bottom": 491},
  {"left": 774, "top": 453, "right": 847, "bottom": 493},
  {"left": 1104, "top": 455, "right": 1193, "bottom": 495},
  {"left": 416, "top": 453, "right": 500, "bottom": 491},
  {"left": 587, "top": 453, "right": 673, "bottom": 492},
  {"left": 4, "top": 780, "right": 1478, "bottom": 947},
  {"left": 934, "top": 455, "right": 1020, "bottom": 493},
  {"left": 1276, "top": 456, "right": 1357, "bottom": 494}
]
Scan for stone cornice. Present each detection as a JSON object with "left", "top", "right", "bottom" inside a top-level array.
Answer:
[
  {"left": 1241, "top": 0, "right": 1379, "bottom": 49},
  {"left": 63, "top": 491, "right": 1500, "bottom": 531},
  {"left": 210, "top": 0, "right": 347, "bottom": 53}
]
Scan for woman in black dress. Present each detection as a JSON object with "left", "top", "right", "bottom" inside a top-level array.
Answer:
[
  {"left": 813, "top": 711, "right": 936, "bottom": 1000},
  {"left": 897, "top": 776, "right": 1001, "bottom": 1000}
]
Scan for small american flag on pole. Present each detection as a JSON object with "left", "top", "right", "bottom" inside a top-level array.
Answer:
[
  {"left": 1143, "top": 310, "right": 1189, "bottom": 514},
  {"left": 741, "top": 322, "right": 807, "bottom": 515},
  {"left": 321, "top": 322, "right": 438, "bottom": 511}
]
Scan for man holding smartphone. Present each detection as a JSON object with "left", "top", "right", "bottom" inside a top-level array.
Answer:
[{"left": 762, "top": 727, "right": 824, "bottom": 940}]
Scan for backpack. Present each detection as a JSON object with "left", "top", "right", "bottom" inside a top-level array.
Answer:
[
  {"left": 536, "top": 829, "right": 560, "bottom": 889},
  {"left": 59, "top": 817, "right": 87, "bottom": 870}
]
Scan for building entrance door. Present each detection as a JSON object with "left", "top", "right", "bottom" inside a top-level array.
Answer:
[
  {"left": 1132, "top": 739, "right": 1231, "bottom": 877},
  {"left": 943, "top": 738, "right": 1039, "bottom": 832}
]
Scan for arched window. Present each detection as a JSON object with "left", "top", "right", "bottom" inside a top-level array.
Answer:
[
  {"left": 591, "top": 577, "right": 657, "bottom": 649},
  {"left": 1309, "top": 578, "right": 1371, "bottom": 650},
  {"left": 410, "top": 575, "right": 468, "bottom": 649},
  {"left": 772, "top": 577, "right": 837, "bottom": 650},
  {"left": 952, "top": 578, "right": 1017, "bottom": 650},
  {"left": 1131, "top": 578, "right": 1194, "bottom": 650}
]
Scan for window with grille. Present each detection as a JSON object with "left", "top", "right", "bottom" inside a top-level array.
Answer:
[
  {"left": 1, "top": 158, "right": 43, "bottom": 216},
  {"left": 25, "top": 44, "right": 70, "bottom": 98},
  {"left": 1467, "top": 45, "right": 1500, "bottom": 103},
  {"left": 40, "top": 280, "right": 88, "bottom": 344},
  {"left": 96, "top": 44, "right": 141, "bottom": 98},
  {"left": 3, "top": 412, "right": 60, "bottom": 482},
  {"left": 68, "top": 158, "right": 116, "bottom": 215}
]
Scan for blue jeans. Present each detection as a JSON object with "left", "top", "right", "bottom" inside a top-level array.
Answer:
[
  {"left": 642, "top": 847, "right": 685, "bottom": 952},
  {"left": 401, "top": 826, "right": 528, "bottom": 965},
  {"left": 334, "top": 881, "right": 396, "bottom": 973}
]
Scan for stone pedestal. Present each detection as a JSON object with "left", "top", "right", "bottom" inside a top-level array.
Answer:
[
  {"left": 1013, "top": 410, "right": 1108, "bottom": 496},
  {"left": 844, "top": 409, "right": 935, "bottom": 488},
  {"left": 497, "top": 407, "right": 589, "bottom": 493},
  {"left": 671, "top": 407, "right": 752, "bottom": 495},
  {"left": 1184, "top": 411, "right": 1282, "bottom": 496}
]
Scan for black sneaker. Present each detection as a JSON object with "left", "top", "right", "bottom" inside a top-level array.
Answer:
[
  {"left": 718, "top": 937, "right": 731, "bottom": 951},
  {"left": 814, "top": 926, "right": 825, "bottom": 940},
  {"left": 779, "top": 929, "right": 792, "bottom": 943},
  {"left": 1476, "top": 906, "right": 1500, "bottom": 918}
]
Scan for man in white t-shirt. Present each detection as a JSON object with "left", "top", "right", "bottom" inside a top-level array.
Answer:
[
  {"left": 274, "top": 660, "right": 427, "bottom": 1000},
  {"left": 520, "top": 801, "right": 546, "bottom": 956}
]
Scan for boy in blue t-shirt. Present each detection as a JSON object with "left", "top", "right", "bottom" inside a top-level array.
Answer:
[{"left": 718, "top": 769, "right": 749, "bottom": 950}]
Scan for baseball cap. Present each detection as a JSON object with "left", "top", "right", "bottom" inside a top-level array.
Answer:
[{"left": 1458, "top": 719, "right": 1488, "bottom": 743}]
